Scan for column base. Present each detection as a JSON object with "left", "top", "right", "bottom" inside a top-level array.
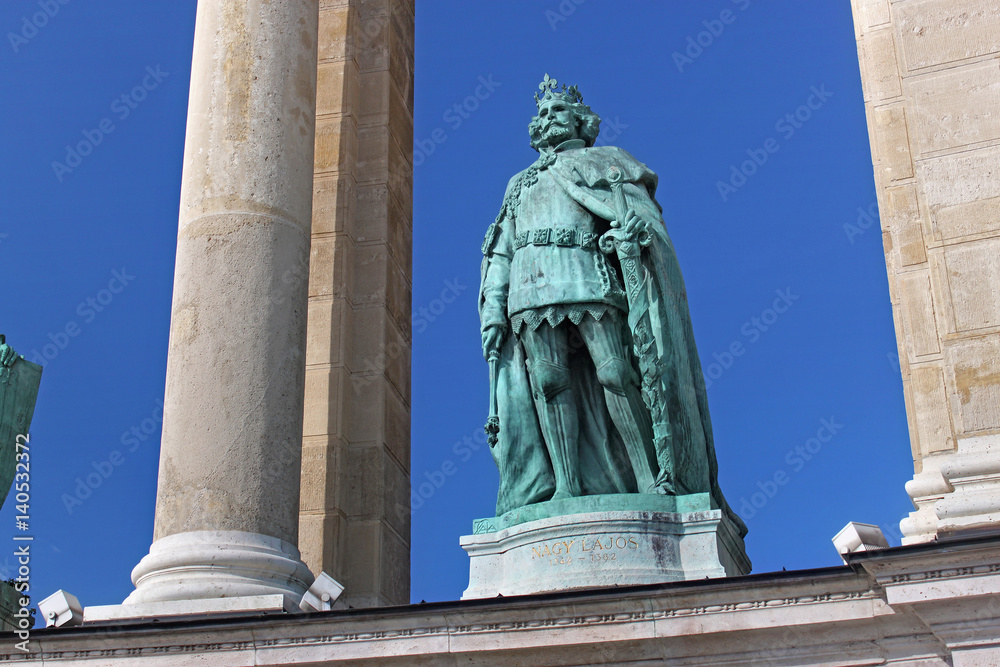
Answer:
[
  {"left": 460, "top": 493, "right": 750, "bottom": 599},
  {"left": 901, "top": 458, "right": 952, "bottom": 545},
  {"left": 936, "top": 434, "right": 1000, "bottom": 534},
  {"left": 124, "top": 530, "right": 314, "bottom": 610},
  {"left": 901, "top": 436, "right": 1000, "bottom": 544}
]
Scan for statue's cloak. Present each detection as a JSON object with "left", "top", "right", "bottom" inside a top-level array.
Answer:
[
  {"left": 0, "top": 359, "right": 42, "bottom": 511},
  {"left": 481, "top": 146, "right": 743, "bottom": 535}
]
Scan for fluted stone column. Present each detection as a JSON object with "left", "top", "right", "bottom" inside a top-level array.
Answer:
[{"left": 125, "top": 0, "right": 319, "bottom": 607}]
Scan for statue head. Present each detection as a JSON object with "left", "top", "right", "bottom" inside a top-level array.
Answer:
[{"left": 528, "top": 74, "right": 601, "bottom": 151}]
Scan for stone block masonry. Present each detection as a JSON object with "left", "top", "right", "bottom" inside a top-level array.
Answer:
[
  {"left": 850, "top": 0, "right": 1000, "bottom": 543},
  {"left": 299, "top": 0, "right": 414, "bottom": 609}
]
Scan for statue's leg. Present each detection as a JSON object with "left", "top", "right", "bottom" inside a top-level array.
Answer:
[
  {"left": 520, "top": 322, "right": 582, "bottom": 500},
  {"left": 578, "top": 315, "right": 658, "bottom": 492}
]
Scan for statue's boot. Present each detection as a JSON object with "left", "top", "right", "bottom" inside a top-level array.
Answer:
[
  {"left": 604, "top": 383, "right": 658, "bottom": 492},
  {"left": 651, "top": 421, "right": 679, "bottom": 495},
  {"left": 651, "top": 468, "right": 678, "bottom": 495},
  {"left": 537, "top": 393, "right": 583, "bottom": 499},
  {"left": 581, "top": 321, "right": 659, "bottom": 494}
]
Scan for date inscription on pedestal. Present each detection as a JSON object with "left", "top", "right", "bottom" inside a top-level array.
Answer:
[{"left": 531, "top": 535, "right": 639, "bottom": 566}]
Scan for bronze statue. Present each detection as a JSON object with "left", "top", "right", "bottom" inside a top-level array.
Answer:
[
  {"left": 0, "top": 335, "right": 42, "bottom": 512},
  {"left": 479, "top": 76, "right": 741, "bottom": 535}
]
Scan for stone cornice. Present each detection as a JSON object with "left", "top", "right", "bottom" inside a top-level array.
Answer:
[
  {"left": 0, "top": 564, "right": 926, "bottom": 665},
  {"left": 8, "top": 538, "right": 1000, "bottom": 664}
]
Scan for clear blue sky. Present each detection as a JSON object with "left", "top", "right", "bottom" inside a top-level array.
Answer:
[{"left": 1, "top": 1, "right": 912, "bottom": 612}]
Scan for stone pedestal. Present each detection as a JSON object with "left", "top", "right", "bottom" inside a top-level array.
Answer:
[{"left": 461, "top": 494, "right": 750, "bottom": 599}]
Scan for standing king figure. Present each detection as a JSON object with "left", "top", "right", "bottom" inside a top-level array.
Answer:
[{"left": 480, "top": 76, "right": 741, "bottom": 532}]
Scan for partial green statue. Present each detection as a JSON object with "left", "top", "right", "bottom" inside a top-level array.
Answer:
[
  {"left": 0, "top": 336, "right": 21, "bottom": 369},
  {"left": 0, "top": 335, "right": 42, "bottom": 513},
  {"left": 480, "top": 76, "right": 742, "bottom": 530}
]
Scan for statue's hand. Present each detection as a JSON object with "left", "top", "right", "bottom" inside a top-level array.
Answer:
[
  {"left": 481, "top": 324, "right": 506, "bottom": 360},
  {"left": 620, "top": 209, "right": 649, "bottom": 240},
  {"left": 0, "top": 334, "right": 20, "bottom": 368}
]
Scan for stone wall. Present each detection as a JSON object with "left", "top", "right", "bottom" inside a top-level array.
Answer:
[
  {"left": 851, "top": 0, "right": 1000, "bottom": 543},
  {"left": 298, "top": 0, "right": 414, "bottom": 608}
]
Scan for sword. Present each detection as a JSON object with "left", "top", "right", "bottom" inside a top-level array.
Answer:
[
  {"left": 599, "top": 165, "right": 677, "bottom": 494},
  {"left": 485, "top": 348, "right": 500, "bottom": 447}
]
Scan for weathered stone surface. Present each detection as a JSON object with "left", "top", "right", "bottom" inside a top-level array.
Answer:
[
  {"left": 318, "top": 4, "right": 351, "bottom": 63},
  {"left": 305, "top": 298, "right": 347, "bottom": 367},
  {"left": 873, "top": 105, "right": 914, "bottom": 181},
  {"left": 896, "top": 0, "right": 1000, "bottom": 71},
  {"left": 315, "top": 115, "right": 356, "bottom": 174},
  {"left": 852, "top": 0, "right": 1000, "bottom": 543},
  {"left": 300, "top": 439, "right": 341, "bottom": 511},
  {"left": 911, "top": 365, "right": 954, "bottom": 457},
  {"left": 885, "top": 186, "right": 927, "bottom": 266},
  {"left": 936, "top": 194, "right": 1000, "bottom": 240},
  {"left": 942, "top": 238, "right": 1000, "bottom": 333},
  {"left": 299, "top": 0, "right": 413, "bottom": 608},
  {"left": 125, "top": 0, "right": 319, "bottom": 607},
  {"left": 462, "top": 495, "right": 749, "bottom": 599},
  {"left": 899, "top": 272, "right": 940, "bottom": 358},
  {"left": 85, "top": 594, "right": 294, "bottom": 623},
  {"left": 918, "top": 143, "right": 1000, "bottom": 208},
  {"left": 860, "top": 28, "right": 902, "bottom": 101},
  {"left": 949, "top": 336, "right": 1000, "bottom": 433},
  {"left": 856, "top": 0, "right": 890, "bottom": 30},
  {"left": 909, "top": 61, "right": 1000, "bottom": 154}
]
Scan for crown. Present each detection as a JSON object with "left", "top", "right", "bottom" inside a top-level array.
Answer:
[{"left": 533, "top": 73, "right": 583, "bottom": 107}]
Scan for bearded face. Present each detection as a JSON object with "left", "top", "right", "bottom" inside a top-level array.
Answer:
[{"left": 537, "top": 98, "right": 580, "bottom": 147}]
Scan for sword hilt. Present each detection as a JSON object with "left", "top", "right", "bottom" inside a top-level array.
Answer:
[{"left": 603, "top": 166, "right": 650, "bottom": 251}]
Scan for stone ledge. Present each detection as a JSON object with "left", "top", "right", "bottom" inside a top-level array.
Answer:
[
  {"left": 7, "top": 544, "right": 990, "bottom": 665},
  {"left": 84, "top": 594, "right": 295, "bottom": 623},
  {"left": 471, "top": 492, "right": 720, "bottom": 533}
]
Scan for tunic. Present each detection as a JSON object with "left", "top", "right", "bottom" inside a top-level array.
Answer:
[{"left": 480, "top": 139, "right": 626, "bottom": 335}]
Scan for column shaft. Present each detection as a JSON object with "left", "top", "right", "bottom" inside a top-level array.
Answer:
[{"left": 128, "top": 0, "right": 320, "bottom": 605}]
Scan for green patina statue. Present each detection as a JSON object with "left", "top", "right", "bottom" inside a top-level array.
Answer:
[
  {"left": 0, "top": 335, "right": 42, "bottom": 513},
  {"left": 0, "top": 335, "right": 41, "bottom": 632},
  {"left": 479, "top": 76, "right": 742, "bottom": 531}
]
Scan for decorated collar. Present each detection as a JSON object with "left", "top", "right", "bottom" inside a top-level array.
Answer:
[
  {"left": 553, "top": 138, "right": 585, "bottom": 152},
  {"left": 540, "top": 138, "right": 586, "bottom": 158},
  {"left": 536, "top": 139, "right": 586, "bottom": 172}
]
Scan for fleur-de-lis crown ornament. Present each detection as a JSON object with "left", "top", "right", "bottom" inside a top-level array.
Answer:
[{"left": 533, "top": 73, "right": 584, "bottom": 108}]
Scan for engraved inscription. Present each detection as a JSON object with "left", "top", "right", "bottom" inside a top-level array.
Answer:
[{"left": 530, "top": 534, "right": 640, "bottom": 566}]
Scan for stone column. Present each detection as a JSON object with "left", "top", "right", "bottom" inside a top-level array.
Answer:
[
  {"left": 125, "top": 0, "right": 319, "bottom": 607},
  {"left": 850, "top": 0, "right": 1000, "bottom": 544},
  {"left": 298, "top": 0, "right": 413, "bottom": 608}
]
